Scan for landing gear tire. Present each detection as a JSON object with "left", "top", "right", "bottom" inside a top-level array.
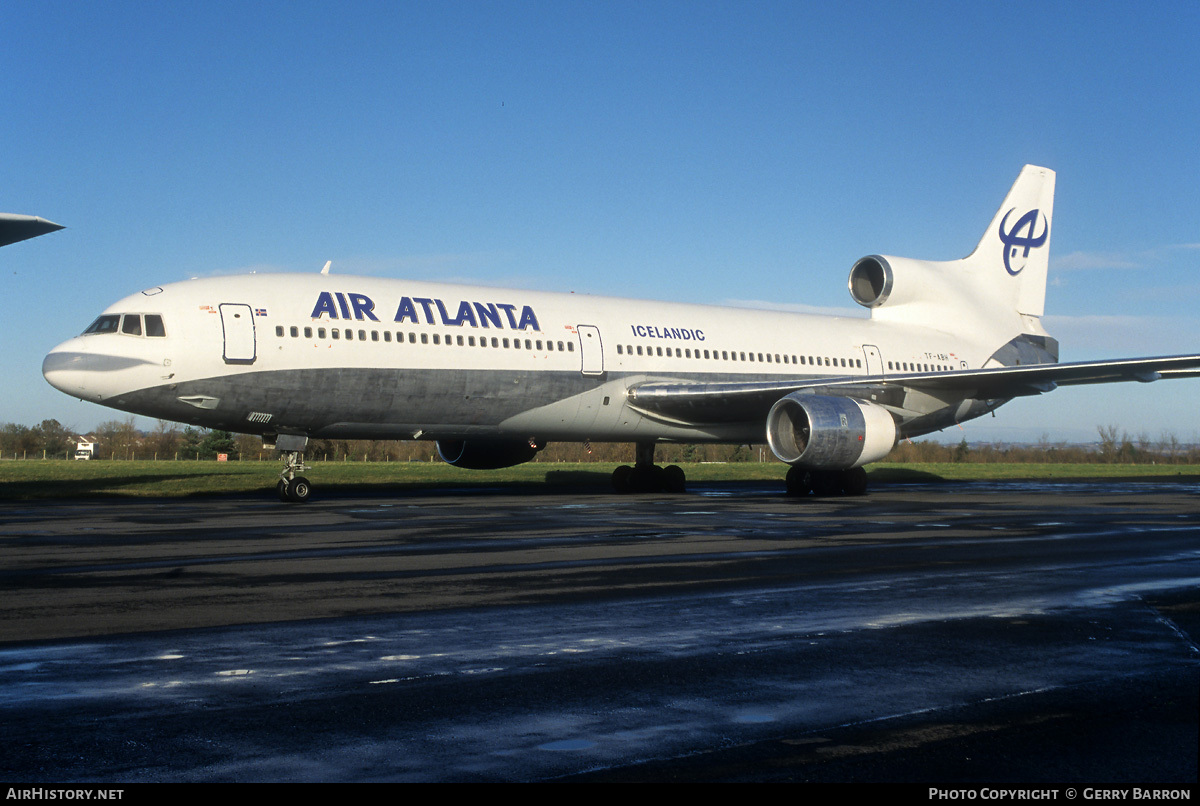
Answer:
[
  {"left": 786, "top": 466, "right": 869, "bottom": 497},
  {"left": 839, "top": 467, "right": 868, "bottom": 496},
  {"left": 662, "top": 464, "right": 686, "bottom": 494},
  {"left": 614, "top": 442, "right": 687, "bottom": 494},
  {"left": 277, "top": 480, "right": 290, "bottom": 502},
  {"left": 286, "top": 476, "right": 312, "bottom": 503},
  {"left": 811, "top": 471, "right": 841, "bottom": 497},
  {"left": 628, "top": 464, "right": 663, "bottom": 493},
  {"left": 785, "top": 466, "right": 812, "bottom": 497},
  {"left": 612, "top": 465, "right": 633, "bottom": 493}
]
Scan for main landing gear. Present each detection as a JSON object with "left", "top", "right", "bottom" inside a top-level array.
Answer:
[
  {"left": 785, "top": 466, "right": 869, "bottom": 497},
  {"left": 270, "top": 434, "right": 312, "bottom": 503},
  {"left": 611, "top": 441, "right": 687, "bottom": 494}
]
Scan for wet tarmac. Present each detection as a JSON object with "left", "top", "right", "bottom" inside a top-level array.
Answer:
[{"left": 1, "top": 479, "right": 1198, "bottom": 782}]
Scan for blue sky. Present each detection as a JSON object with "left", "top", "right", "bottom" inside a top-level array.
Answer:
[{"left": 3, "top": 1, "right": 1199, "bottom": 444}]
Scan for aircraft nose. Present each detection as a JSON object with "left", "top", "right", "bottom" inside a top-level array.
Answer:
[
  {"left": 42, "top": 337, "right": 148, "bottom": 402},
  {"left": 43, "top": 337, "right": 163, "bottom": 402},
  {"left": 43, "top": 338, "right": 94, "bottom": 399}
]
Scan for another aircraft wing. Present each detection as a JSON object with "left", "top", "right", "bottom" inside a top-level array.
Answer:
[
  {"left": 626, "top": 354, "right": 1200, "bottom": 425},
  {"left": 0, "top": 213, "right": 64, "bottom": 247}
]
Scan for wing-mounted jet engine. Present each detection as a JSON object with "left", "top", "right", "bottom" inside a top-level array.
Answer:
[{"left": 765, "top": 393, "right": 897, "bottom": 496}]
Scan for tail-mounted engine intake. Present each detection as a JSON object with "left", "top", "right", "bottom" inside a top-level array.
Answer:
[
  {"left": 848, "top": 254, "right": 949, "bottom": 312},
  {"left": 848, "top": 255, "right": 895, "bottom": 308},
  {"left": 766, "top": 394, "right": 896, "bottom": 469},
  {"left": 436, "top": 439, "right": 544, "bottom": 470}
]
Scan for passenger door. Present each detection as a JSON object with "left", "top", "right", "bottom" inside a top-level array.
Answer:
[
  {"left": 577, "top": 325, "right": 604, "bottom": 376},
  {"left": 862, "top": 344, "right": 884, "bottom": 377},
  {"left": 219, "top": 303, "right": 257, "bottom": 364}
]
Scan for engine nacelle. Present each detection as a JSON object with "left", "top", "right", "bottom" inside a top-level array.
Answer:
[
  {"left": 436, "top": 439, "right": 543, "bottom": 470},
  {"left": 848, "top": 254, "right": 950, "bottom": 311},
  {"left": 766, "top": 394, "right": 896, "bottom": 469},
  {"left": 848, "top": 255, "right": 895, "bottom": 308}
]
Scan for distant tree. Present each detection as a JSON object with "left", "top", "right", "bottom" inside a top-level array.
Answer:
[
  {"left": 235, "top": 433, "right": 262, "bottom": 460},
  {"left": 95, "top": 417, "right": 140, "bottom": 459},
  {"left": 179, "top": 427, "right": 204, "bottom": 460},
  {"left": 148, "top": 420, "right": 181, "bottom": 458},
  {"left": 0, "top": 423, "right": 38, "bottom": 457},
  {"left": 198, "top": 429, "right": 236, "bottom": 460},
  {"left": 953, "top": 438, "right": 970, "bottom": 462},
  {"left": 34, "top": 419, "right": 74, "bottom": 458}
]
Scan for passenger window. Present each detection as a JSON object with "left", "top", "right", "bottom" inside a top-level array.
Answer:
[
  {"left": 290, "top": 326, "right": 299, "bottom": 338},
  {"left": 121, "top": 315, "right": 142, "bottom": 336},
  {"left": 318, "top": 328, "right": 326, "bottom": 339},
  {"left": 275, "top": 326, "right": 284, "bottom": 337},
  {"left": 145, "top": 314, "right": 166, "bottom": 337}
]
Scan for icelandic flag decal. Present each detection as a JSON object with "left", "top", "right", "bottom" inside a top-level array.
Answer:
[{"left": 255, "top": 308, "right": 268, "bottom": 316}]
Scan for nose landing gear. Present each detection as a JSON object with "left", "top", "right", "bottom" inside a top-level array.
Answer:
[{"left": 268, "top": 433, "right": 312, "bottom": 503}]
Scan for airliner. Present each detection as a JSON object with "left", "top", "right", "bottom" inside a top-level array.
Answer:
[{"left": 42, "top": 166, "right": 1200, "bottom": 501}]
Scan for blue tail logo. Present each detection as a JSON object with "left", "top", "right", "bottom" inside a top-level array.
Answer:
[{"left": 999, "top": 209, "right": 1049, "bottom": 276}]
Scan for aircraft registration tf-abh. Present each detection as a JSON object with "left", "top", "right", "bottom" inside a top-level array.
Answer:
[{"left": 42, "top": 166, "right": 1200, "bottom": 501}]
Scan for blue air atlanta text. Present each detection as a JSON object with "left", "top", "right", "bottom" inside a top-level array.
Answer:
[
  {"left": 631, "top": 324, "right": 705, "bottom": 341},
  {"left": 309, "top": 292, "right": 541, "bottom": 331}
]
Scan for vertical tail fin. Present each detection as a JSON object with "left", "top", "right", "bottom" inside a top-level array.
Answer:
[
  {"left": 964, "top": 164, "right": 1055, "bottom": 318},
  {"left": 849, "top": 165, "right": 1056, "bottom": 337}
]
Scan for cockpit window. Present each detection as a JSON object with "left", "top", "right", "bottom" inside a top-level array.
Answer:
[
  {"left": 83, "top": 315, "right": 120, "bottom": 335},
  {"left": 82, "top": 313, "right": 167, "bottom": 337}
]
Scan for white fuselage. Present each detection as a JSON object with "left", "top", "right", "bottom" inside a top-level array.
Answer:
[{"left": 43, "top": 272, "right": 1012, "bottom": 446}]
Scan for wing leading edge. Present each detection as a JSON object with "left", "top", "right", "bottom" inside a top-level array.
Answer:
[{"left": 625, "top": 354, "right": 1200, "bottom": 425}]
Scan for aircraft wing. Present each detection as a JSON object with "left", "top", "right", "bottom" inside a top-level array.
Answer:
[
  {"left": 625, "top": 354, "right": 1200, "bottom": 425},
  {"left": 0, "top": 213, "right": 64, "bottom": 248}
]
